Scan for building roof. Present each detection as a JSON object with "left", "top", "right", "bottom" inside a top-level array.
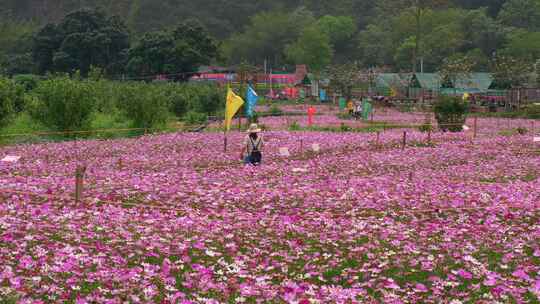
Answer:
[
  {"left": 452, "top": 73, "right": 493, "bottom": 92},
  {"left": 376, "top": 73, "right": 406, "bottom": 88},
  {"left": 411, "top": 73, "right": 442, "bottom": 90}
]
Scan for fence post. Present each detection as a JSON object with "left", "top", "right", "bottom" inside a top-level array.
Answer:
[
  {"left": 300, "top": 138, "right": 304, "bottom": 153},
  {"left": 427, "top": 128, "right": 431, "bottom": 144},
  {"left": 376, "top": 131, "right": 380, "bottom": 149},
  {"left": 402, "top": 131, "right": 407, "bottom": 150},
  {"left": 224, "top": 131, "right": 228, "bottom": 153},
  {"left": 473, "top": 116, "right": 478, "bottom": 139},
  {"left": 75, "top": 165, "right": 86, "bottom": 203},
  {"left": 532, "top": 121, "right": 535, "bottom": 135}
]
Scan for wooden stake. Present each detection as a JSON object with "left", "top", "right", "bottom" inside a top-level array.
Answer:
[
  {"left": 75, "top": 165, "right": 86, "bottom": 203},
  {"left": 224, "top": 131, "right": 228, "bottom": 153},
  {"left": 427, "top": 128, "right": 431, "bottom": 143},
  {"left": 300, "top": 139, "right": 303, "bottom": 153},
  {"left": 402, "top": 131, "right": 407, "bottom": 150},
  {"left": 473, "top": 116, "right": 478, "bottom": 139},
  {"left": 376, "top": 131, "right": 380, "bottom": 148}
]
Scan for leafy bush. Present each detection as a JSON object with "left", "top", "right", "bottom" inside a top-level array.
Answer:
[
  {"left": 183, "top": 111, "right": 208, "bottom": 125},
  {"left": 89, "top": 112, "right": 133, "bottom": 139},
  {"left": 249, "top": 112, "right": 259, "bottom": 124},
  {"left": 434, "top": 96, "right": 469, "bottom": 132},
  {"left": 418, "top": 122, "right": 433, "bottom": 133},
  {"left": 166, "top": 83, "right": 224, "bottom": 118},
  {"left": 116, "top": 82, "right": 170, "bottom": 130},
  {"left": 0, "top": 112, "right": 48, "bottom": 145},
  {"left": 340, "top": 123, "right": 352, "bottom": 132},
  {"left": 12, "top": 74, "right": 40, "bottom": 92},
  {"left": 27, "top": 76, "right": 95, "bottom": 132},
  {"left": 523, "top": 103, "right": 540, "bottom": 119},
  {"left": 0, "top": 77, "right": 23, "bottom": 126},
  {"left": 269, "top": 104, "right": 283, "bottom": 116},
  {"left": 288, "top": 121, "right": 301, "bottom": 131},
  {"left": 517, "top": 127, "right": 528, "bottom": 135}
]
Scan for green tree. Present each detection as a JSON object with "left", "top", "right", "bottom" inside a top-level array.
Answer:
[
  {"left": 27, "top": 76, "right": 95, "bottom": 131},
  {"left": 221, "top": 8, "right": 316, "bottom": 65},
  {"left": 504, "top": 30, "right": 540, "bottom": 61},
  {"left": 490, "top": 55, "right": 534, "bottom": 88},
  {"left": 0, "top": 77, "right": 24, "bottom": 126},
  {"left": 438, "top": 54, "right": 474, "bottom": 90},
  {"left": 285, "top": 25, "right": 333, "bottom": 74},
  {"left": 127, "top": 19, "right": 218, "bottom": 81},
  {"left": 326, "top": 63, "right": 362, "bottom": 100},
  {"left": 498, "top": 0, "right": 540, "bottom": 31},
  {"left": 32, "top": 9, "right": 129, "bottom": 76},
  {"left": 316, "top": 15, "right": 357, "bottom": 46}
]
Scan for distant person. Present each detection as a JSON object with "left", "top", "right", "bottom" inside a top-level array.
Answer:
[
  {"left": 347, "top": 100, "right": 354, "bottom": 115},
  {"left": 241, "top": 124, "right": 264, "bottom": 165},
  {"left": 354, "top": 102, "right": 363, "bottom": 120}
]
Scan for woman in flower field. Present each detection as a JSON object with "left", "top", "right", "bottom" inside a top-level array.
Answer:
[{"left": 241, "top": 123, "right": 264, "bottom": 165}]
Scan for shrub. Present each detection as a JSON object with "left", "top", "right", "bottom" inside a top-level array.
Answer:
[
  {"left": 516, "top": 127, "right": 528, "bottom": 135},
  {"left": 288, "top": 121, "right": 301, "bottom": 131},
  {"left": 523, "top": 103, "right": 540, "bottom": 119},
  {"left": 434, "top": 96, "right": 469, "bottom": 132},
  {"left": 89, "top": 112, "right": 133, "bottom": 139},
  {"left": 166, "top": 83, "right": 224, "bottom": 118},
  {"left": 0, "top": 77, "right": 22, "bottom": 126},
  {"left": 12, "top": 74, "right": 40, "bottom": 92},
  {"left": 116, "top": 82, "right": 170, "bottom": 130},
  {"left": 418, "top": 122, "right": 433, "bottom": 133},
  {"left": 248, "top": 111, "right": 259, "bottom": 124},
  {"left": 269, "top": 104, "right": 283, "bottom": 116},
  {"left": 27, "top": 76, "right": 94, "bottom": 132},
  {"left": 183, "top": 111, "right": 208, "bottom": 125},
  {"left": 340, "top": 123, "right": 352, "bottom": 132}
]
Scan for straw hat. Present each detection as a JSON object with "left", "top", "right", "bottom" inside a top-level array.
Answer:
[{"left": 247, "top": 123, "right": 262, "bottom": 133}]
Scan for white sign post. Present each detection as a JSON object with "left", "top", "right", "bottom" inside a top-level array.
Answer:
[
  {"left": 1, "top": 155, "right": 20, "bottom": 163},
  {"left": 279, "top": 147, "right": 290, "bottom": 157}
]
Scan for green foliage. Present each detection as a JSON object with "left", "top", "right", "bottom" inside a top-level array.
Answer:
[
  {"left": 505, "top": 30, "right": 540, "bottom": 62},
  {"left": 222, "top": 8, "right": 316, "bottom": 65},
  {"left": 498, "top": 0, "right": 540, "bottom": 31},
  {"left": 32, "top": 9, "right": 129, "bottom": 76},
  {"left": 288, "top": 121, "right": 301, "bottom": 131},
  {"left": 27, "top": 76, "right": 95, "bottom": 132},
  {"left": 316, "top": 15, "right": 357, "bottom": 47},
  {"left": 183, "top": 111, "right": 208, "bottom": 125},
  {"left": 434, "top": 96, "right": 469, "bottom": 132},
  {"left": 286, "top": 25, "right": 333, "bottom": 73},
  {"left": 339, "top": 123, "right": 352, "bottom": 132},
  {"left": 327, "top": 63, "right": 362, "bottom": 100},
  {"left": 269, "top": 104, "right": 283, "bottom": 116},
  {"left": 127, "top": 19, "right": 218, "bottom": 80},
  {"left": 89, "top": 111, "right": 133, "bottom": 139},
  {"left": 418, "top": 122, "right": 434, "bottom": 133},
  {"left": 523, "top": 103, "right": 540, "bottom": 119},
  {"left": 0, "top": 77, "right": 23, "bottom": 126},
  {"left": 12, "top": 74, "right": 40, "bottom": 92},
  {"left": 115, "top": 83, "right": 170, "bottom": 129},
  {"left": 490, "top": 55, "right": 534, "bottom": 88},
  {"left": 249, "top": 112, "right": 259, "bottom": 124},
  {"left": 438, "top": 54, "right": 474, "bottom": 87}
]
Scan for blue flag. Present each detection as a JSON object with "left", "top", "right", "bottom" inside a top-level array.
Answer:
[
  {"left": 245, "top": 85, "right": 259, "bottom": 117},
  {"left": 319, "top": 89, "right": 326, "bottom": 102}
]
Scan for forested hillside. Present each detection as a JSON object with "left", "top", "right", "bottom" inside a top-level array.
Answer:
[{"left": 1, "top": 0, "right": 539, "bottom": 75}]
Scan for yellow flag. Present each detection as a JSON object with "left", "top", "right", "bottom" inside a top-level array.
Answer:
[
  {"left": 224, "top": 88, "right": 245, "bottom": 131},
  {"left": 463, "top": 93, "right": 470, "bottom": 101}
]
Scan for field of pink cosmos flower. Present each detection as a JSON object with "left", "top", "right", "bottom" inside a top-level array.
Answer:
[{"left": 0, "top": 111, "right": 539, "bottom": 303}]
